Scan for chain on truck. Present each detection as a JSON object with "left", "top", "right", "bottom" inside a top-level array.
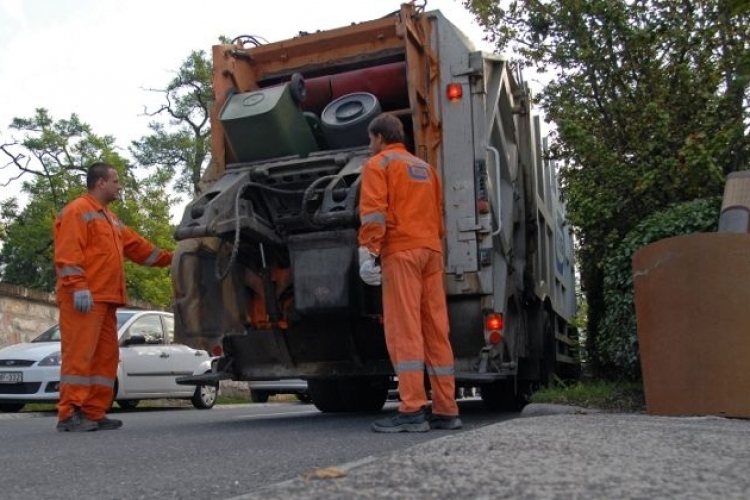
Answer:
[{"left": 173, "top": 2, "right": 579, "bottom": 412}]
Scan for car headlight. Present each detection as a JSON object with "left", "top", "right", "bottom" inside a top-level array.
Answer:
[{"left": 38, "top": 352, "right": 62, "bottom": 366}]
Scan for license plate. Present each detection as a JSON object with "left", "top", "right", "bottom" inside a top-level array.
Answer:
[{"left": 0, "top": 371, "right": 22, "bottom": 383}]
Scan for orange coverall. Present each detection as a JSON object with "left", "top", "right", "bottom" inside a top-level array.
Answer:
[
  {"left": 358, "top": 143, "right": 458, "bottom": 416},
  {"left": 54, "top": 193, "right": 172, "bottom": 421}
]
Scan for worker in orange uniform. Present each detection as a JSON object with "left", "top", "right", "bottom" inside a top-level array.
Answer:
[
  {"left": 358, "top": 113, "right": 462, "bottom": 433},
  {"left": 53, "top": 162, "right": 173, "bottom": 432}
]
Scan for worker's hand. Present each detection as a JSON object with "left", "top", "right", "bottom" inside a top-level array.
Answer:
[
  {"left": 73, "top": 289, "right": 93, "bottom": 314},
  {"left": 358, "top": 247, "right": 381, "bottom": 286}
]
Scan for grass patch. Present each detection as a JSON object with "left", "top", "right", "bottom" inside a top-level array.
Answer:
[{"left": 529, "top": 378, "right": 646, "bottom": 413}]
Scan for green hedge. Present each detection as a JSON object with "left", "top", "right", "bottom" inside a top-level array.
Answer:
[{"left": 596, "top": 196, "right": 722, "bottom": 379}]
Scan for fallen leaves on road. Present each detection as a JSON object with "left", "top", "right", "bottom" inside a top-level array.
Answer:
[{"left": 303, "top": 466, "right": 347, "bottom": 480}]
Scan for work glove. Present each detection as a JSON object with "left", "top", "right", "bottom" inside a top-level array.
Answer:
[
  {"left": 358, "top": 247, "right": 382, "bottom": 286},
  {"left": 73, "top": 289, "right": 93, "bottom": 314}
]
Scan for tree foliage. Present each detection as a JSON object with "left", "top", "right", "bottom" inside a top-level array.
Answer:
[
  {"left": 0, "top": 110, "right": 174, "bottom": 306},
  {"left": 598, "top": 196, "right": 721, "bottom": 380},
  {"left": 465, "top": 0, "right": 750, "bottom": 374},
  {"left": 130, "top": 50, "right": 213, "bottom": 198}
]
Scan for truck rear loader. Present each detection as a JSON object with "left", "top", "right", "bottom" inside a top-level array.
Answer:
[{"left": 173, "top": 3, "right": 578, "bottom": 412}]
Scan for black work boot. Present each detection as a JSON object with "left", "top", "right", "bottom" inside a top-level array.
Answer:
[
  {"left": 56, "top": 408, "right": 98, "bottom": 432},
  {"left": 429, "top": 414, "right": 463, "bottom": 430},
  {"left": 371, "top": 410, "right": 430, "bottom": 433},
  {"left": 96, "top": 416, "right": 123, "bottom": 430}
]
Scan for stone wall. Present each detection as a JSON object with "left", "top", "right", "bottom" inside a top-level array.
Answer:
[
  {"left": 0, "top": 283, "right": 59, "bottom": 348},
  {"left": 0, "top": 282, "right": 249, "bottom": 399},
  {"left": 0, "top": 283, "right": 158, "bottom": 348}
]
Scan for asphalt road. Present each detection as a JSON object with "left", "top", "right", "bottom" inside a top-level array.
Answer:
[{"left": 0, "top": 398, "right": 513, "bottom": 500}]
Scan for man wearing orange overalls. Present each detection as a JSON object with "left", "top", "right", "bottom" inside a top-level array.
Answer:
[
  {"left": 358, "top": 113, "right": 462, "bottom": 433},
  {"left": 53, "top": 162, "right": 173, "bottom": 432}
]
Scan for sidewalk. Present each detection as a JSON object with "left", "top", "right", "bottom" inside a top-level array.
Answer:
[{"left": 231, "top": 404, "right": 750, "bottom": 499}]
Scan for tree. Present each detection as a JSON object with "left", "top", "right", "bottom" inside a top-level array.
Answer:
[
  {"left": 131, "top": 50, "right": 213, "bottom": 199},
  {"left": 464, "top": 0, "right": 750, "bottom": 373},
  {"left": 0, "top": 109, "right": 174, "bottom": 306}
]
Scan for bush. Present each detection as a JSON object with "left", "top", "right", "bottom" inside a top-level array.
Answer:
[{"left": 596, "top": 196, "right": 721, "bottom": 379}]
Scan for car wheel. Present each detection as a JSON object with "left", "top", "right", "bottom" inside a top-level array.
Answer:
[
  {"left": 0, "top": 402, "right": 25, "bottom": 413},
  {"left": 117, "top": 399, "right": 140, "bottom": 410},
  {"left": 192, "top": 383, "right": 217, "bottom": 409},
  {"left": 249, "top": 389, "right": 270, "bottom": 403}
]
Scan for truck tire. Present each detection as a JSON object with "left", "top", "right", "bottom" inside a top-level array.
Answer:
[
  {"left": 250, "top": 389, "right": 270, "bottom": 403},
  {"left": 479, "top": 380, "right": 527, "bottom": 411},
  {"left": 308, "top": 378, "right": 388, "bottom": 413},
  {"left": 540, "top": 312, "right": 558, "bottom": 388}
]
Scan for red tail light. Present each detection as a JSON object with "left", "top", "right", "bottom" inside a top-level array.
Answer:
[
  {"left": 486, "top": 313, "right": 503, "bottom": 331},
  {"left": 211, "top": 345, "right": 223, "bottom": 356},
  {"left": 446, "top": 83, "right": 463, "bottom": 101},
  {"left": 485, "top": 312, "right": 504, "bottom": 345}
]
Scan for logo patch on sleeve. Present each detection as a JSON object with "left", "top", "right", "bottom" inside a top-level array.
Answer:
[{"left": 407, "top": 164, "right": 430, "bottom": 181}]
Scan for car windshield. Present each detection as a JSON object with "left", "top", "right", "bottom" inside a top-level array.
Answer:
[{"left": 31, "top": 311, "right": 137, "bottom": 342}]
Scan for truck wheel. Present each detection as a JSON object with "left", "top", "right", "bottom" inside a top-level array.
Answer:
[
  {"left": 480, "top": 380, "right": 527, "bottom": 411},
  {"left": 250, "top": 389, "right": 270, "bottom": 403},
  {"left": 0, "top": 402, "right": 25, "bottom": 413},
  {"left": 308, "top": 379, "right": 346, "bottom": 412},
  {"left": 308, "top": 378, "right": 388, "bottom": 413},
  {"left": 295, "top": 392, "right": 313, "bottom": 404},
  {"left": 540, "top": 312, "right": 558, "bottom": 387},
  {"left": 192, "top": 383, "right": 217, "bottom": 409}
]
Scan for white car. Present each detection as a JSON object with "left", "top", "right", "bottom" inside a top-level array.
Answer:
[{"left": 0, "top": 309, "right": 217, "bottom": 412}]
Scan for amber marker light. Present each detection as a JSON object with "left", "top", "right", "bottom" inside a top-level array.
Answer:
[{"left": 446, "top": 83, "right": 463, "bottom": 101}]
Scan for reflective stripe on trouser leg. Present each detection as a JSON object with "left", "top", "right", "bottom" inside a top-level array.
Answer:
[
  {"left": 421, "top": 249, "right": 458, "bottom": 416},
  {"left": 83, "top": 304, "right": 119, "bottom": 421},
  {"left": 382, "top": 248, "right": 429, "bottom": 414},
  {"left": 57, "top": 299, "right": 108, "bottom": 420}
]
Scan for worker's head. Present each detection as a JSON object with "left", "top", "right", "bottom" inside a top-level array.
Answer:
[
  {"left": 87, "top": 161, "right": 121, "bottom": 205},
  {"left": 367, "top": 113, "right": 404, "bottom": 154}
]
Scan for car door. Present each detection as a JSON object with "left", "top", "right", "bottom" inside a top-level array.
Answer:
[
  {"left": 157, "top": 314, "right": 209, "bottom": 393},
  {"left": 118, "top": 313, "right": 178, "bottom": 395}
]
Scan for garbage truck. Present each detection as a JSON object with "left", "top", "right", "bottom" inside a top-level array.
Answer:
[{"left": 172, "top": 2, "right": 578, "bottom": 412}]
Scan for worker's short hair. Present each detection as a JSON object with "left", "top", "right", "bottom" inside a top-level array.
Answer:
[
  {"left": 368, "top": 113, "right": 405, "bottom": 144},
  {"left": 87, "top": 162, "right": 115, "bottom": 190}
]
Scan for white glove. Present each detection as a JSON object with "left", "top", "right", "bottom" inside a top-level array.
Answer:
[
  {"left": 73, "top": 289, "right": 93, "bottom": 313},
  {"left": 358, "top": 247, "right": 382, "bottom": 286}
]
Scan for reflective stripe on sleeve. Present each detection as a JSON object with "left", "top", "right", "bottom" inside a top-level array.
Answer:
[
  {"left": 143, "top": 248, "right": 162, "bottom": 267},
  {"left": 58, "top": 266, "right": 84, "bottom": 277},
  {"left": 361, "top": 212, "right": 386, "bottom": 225},
  {"left": 81, "top": 211, "right": 107, "bottom": 223}
]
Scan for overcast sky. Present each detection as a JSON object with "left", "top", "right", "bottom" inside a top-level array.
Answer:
[{"left": 0, "top": 0, "right": 496, "bottom": 217}]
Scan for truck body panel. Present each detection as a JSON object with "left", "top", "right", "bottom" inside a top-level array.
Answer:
[{"left": 172, "top": 4, "right": 577, "bottom": 411}]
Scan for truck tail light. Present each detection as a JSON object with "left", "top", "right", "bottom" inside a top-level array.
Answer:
[
  {"left": 485, "top": 312, "right": 503, "bottom": 345},
  {"left": 446, "top": 83, "right": 463, "bottom": 101}
]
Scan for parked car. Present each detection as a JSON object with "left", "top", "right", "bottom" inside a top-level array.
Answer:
[
  {"left": 0, "top": 309, "right": 217, "bottom": 412},
  {"left": 248, "top": 379, "right": 311, "bottom": 404}
]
